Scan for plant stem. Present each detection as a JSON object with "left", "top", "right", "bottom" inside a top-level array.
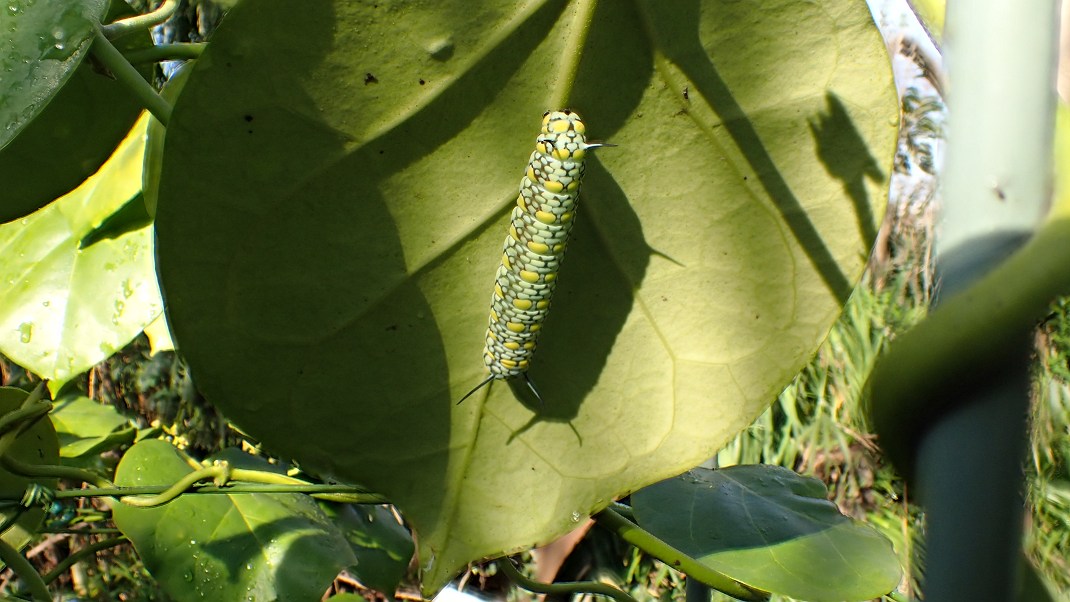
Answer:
[
  {"left": 101, "top": 0, "right": 178, "bottom": 39},
  {"left": 0, "top": 539, "right": 50, "bottom": 601},
  {"left": 90, "top": 29, "right": 173, "bottom": 126},
  {"left": 39, "top": 536, "right": 127, "bottom": 586},
  {"left": 593, "top": 508, "right": 767, "bottom": 601},
  {"left": 2, "top": 455, "right": 113, "bottom": 489},
  {"left": 57, "top": 482, "right": 382, "bottom": 501},
  {"left": 497, "top": 555, "right": 639, "bottom": 602},
  {"left": 123, "top": 42, "right": 207, "bottom": 64}
]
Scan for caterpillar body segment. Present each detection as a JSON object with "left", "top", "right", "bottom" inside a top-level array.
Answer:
[{"left": 457, "top": 110, "right": 608, "bottom": 405}]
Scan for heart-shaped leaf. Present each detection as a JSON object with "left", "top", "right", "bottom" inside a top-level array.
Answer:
[
  {"left": 112, "top": 440, "right": 357, "bottom": 602},
  {"left": 632, "top": 466, "right": 902, "bottom": 601},
  {"left": 153, "top": 0, "right": 897, "bottom": 591},
  {"left": 0, "top": 113, "right": 163, "bottom": 390},
  {"left": 0, "top": 0, "right": 154, "bottom": 222}
]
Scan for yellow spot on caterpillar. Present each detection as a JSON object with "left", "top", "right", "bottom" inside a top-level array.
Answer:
[
  {"left": 544, "top": 180, "right": 564, "bottom": 193},
  {"left": 513, "top": 299, "right": 533, "bottom": 310},
  {"left": 542, "top": 113, "right": 552, "bottom": 128},
  {"left": 567, "top": 181, "right": 579, "bottom": 191},
  {"left": 535, "top": 210, "right": 556, "bottom": 224},
  {"left": 560, "top": 212, "right": 573, "bottom": 222},
  {"left": 527, "top": 241, "right": 550, "bottom": 254},
  {"left": 506, "top": 322, "right": 525, "bottom": 333},
  {"left": 536, "top": 300, "right": 549, "bottom": 309},
  {"left": 544, "top": 273, "right": 556, "bottom": 282},
  {"left": 518, "top": 359, "right": 529, "bottom": 369},
  {"left": 517, "top": 195, "right": 527, "bottom": 211},
  {"left": 524, "top": 341, "right": 535, "bottom": 349},
  {"left": 530, "top": 324, "right": 541, "bottom": 332},
  {"left": 552, "top": 147, "right": 569, "bottom": 161},
  {"left": 490, "top": 310, "right": 499, "bottom": 322},
  {"left": 504, "top": 341, "right": 521, "bottom": 350},
  {"left": 500, "top": 358, "right": 518, "bottom": 368},
  {"left": 519, "top": 270, "right": 539, "bottom": 283},
  {"left": 502, "top": 253, "right": 511, "bottom": 269},
  {"left": 509, "top": 225, "right": 520, "bottom": 240},
  {"left": 553, "top": 244, "right": 564, "bottom": 253},
  {"left": 550, "top": 119, "right": 569, "bottom": 133},
  {"left": 494, "top": 283, "right": 504, "bottom": 298},
  {"left": 527, "top": 165, "right": 536, "bottom": 182},
  {"left": 573, "top": 147, "right": 586, "bottom": 160},
  {"left": 574, "top": 120, "right": 586, "bottom": 134}
]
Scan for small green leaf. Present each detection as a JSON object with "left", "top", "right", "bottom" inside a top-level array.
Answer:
[
  {"left": 632, "top": 466, "right": 902, "bottom": 602},
  {"left": 112, "top": 440, "right": 358, "bottom": 602},
  {"left": 50, "top": 396, "right": 134, "bottom": 458},
  {"left": 321, "top": 503, "right": 414, "bottom": 595},
  {"left": 0, "top": 387, "right": 60, "bottom": 567},
  {"left": 0, "top": 0, "right": 154, "bottom": 221},
  {"left": 0, "top": 113, "right": 163, "bottom": 390}
]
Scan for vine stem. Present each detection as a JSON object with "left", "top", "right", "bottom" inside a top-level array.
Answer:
[
  {"left": 39, "top": 536, "right": 127, "bottom": 586},
  {"left": 101, "top": 0, "right": 178, "bottom": 38},
  {"left": 90, "top": 28, "right": 173, "bottom": 126},
  {"left": 0, "top": 538, "right": 51, "bottom": 601},
  {"left": 497, "top": 555, "right": 639, "bottom": 602},
  {"left": 592, "top": 507, "right": 767, "bottom": 601},
  {"left": 123, "top": 42, "right": 207, "bottom": 64}
]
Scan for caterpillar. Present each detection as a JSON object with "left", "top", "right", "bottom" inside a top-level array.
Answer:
[{"left": 458, "top": 110, "right": 609, "bottom": 405}]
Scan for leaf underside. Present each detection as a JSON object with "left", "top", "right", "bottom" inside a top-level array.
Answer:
[{"left": 154, "top": 0, "right": 897, "bottom": 591}]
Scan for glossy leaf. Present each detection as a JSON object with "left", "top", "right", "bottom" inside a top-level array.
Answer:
[
  {"left": 50, "top": 395, "right": 134, "bottom": 458},
  {"left": 0, "top": 0, "right": 154, "bottom": 222},
  {"left": 112, "top": 440, "right": 357, "bottom": 602},
  {"left": 0, "top": 113, "right": 163, "bottom": 390},
  {"left": 153, "top": 0, "right": 897, "bottom": 591},
  {"left": 632, "top": 466, "right": 902, "bottom": 601},
  {"left": 321, "top": 503, "right": 414, "bottom": 595},
  {"left": 0, "top": 387, "right": 60, "bottom": 566}
]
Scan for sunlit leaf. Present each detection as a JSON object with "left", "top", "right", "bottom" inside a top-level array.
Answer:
[
  {"left": 154, "top": 0, "right": 898, "bottom": 591},
  {"left": 0, "top": 113, "right": 163, "bottom": 390},
  {"left": 633, "top": 466, "right": 902, "bottom": 601}
]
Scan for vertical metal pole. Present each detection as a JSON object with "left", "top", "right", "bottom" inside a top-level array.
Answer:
[{"left": 923, "top": 1, "right": 1059, "bottom": 599}]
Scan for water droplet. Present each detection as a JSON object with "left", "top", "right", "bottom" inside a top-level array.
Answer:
[
  {"left": 570, "top": 511, "right": 581, "bottom": 522},
  {"left": 17, "top": 321, "right": 32, "bottom": 343},
  {"left": 425, "top": 37, "right": 454, "bottom": 60},
  {"left": 41, "top": 300, "right": 49, "bottom": 307}
]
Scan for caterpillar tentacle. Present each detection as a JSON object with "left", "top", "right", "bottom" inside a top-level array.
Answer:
[{"left": 457, "top": 110, "right": 604, "bottom": 405}]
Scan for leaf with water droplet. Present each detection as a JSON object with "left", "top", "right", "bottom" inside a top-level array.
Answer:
[
  {"left": 0, "top": 114, "right": 162, "bottom": 390},
  {"left": 0, "top": 0, "right": 153, "bottom": 221},
  {"left": 113, "top": 441, "right": 357, "bottom": 602}
]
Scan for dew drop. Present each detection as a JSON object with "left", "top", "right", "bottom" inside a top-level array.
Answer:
[{"left": 16, "top": 321, "right": 32, "bottom": 343}]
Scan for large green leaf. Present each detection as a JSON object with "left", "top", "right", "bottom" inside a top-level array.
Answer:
[
  {"left": 0, "top": 114, "right": 163, "bottom": 390},
  {"left": 0, "top": 387, "right": 60, "bottom": 567},
  {"left": 0, "top": 0, "right": 154, "bottom": 222},
  {"left": 632, "top": 466, "right": 902, "bottom": 601},
  {"left": 153, "top": 0, "right": 897, "bottom": 591},
  {"left": 112, "top": 440, "right": 357, "bottom": 602}
]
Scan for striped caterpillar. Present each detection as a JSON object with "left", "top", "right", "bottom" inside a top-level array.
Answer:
[{"left": 458, "top": 110, "right": 609, "bottom": 405}]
